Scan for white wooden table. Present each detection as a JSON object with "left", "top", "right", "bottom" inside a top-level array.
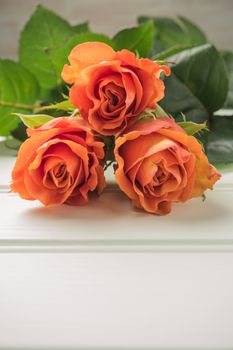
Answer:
[{"left": 0, "top": 140, "right": 233, "bottom": 349}]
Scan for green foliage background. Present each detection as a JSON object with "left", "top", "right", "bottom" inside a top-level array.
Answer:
[{"left": 0, "top": 5, "right": 232, "bottom": 168}]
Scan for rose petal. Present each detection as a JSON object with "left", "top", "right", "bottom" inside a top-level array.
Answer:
[{"left": 62, "top": 42, "right": 116, "bottom": 79}]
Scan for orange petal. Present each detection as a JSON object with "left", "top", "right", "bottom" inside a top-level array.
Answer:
[
  {"left": 120, "top": 133, "right": 176, "bottom": 174},
  {"left": 159, "top": 128, "right": 221, "bottom": 197},
  {"left": 114, "top": 134, "right": 139, "bottom": 202},
  {"left": 11, "top": 128, "right": 59, "bottom": 180},
  {"left": 126, "top": 118, "right": 185, "bottom": 135},
  {"left": 68, "top": 42, "right": 116, "bottom": 73},
  {"left": 95, "top": 165, "right": 106, "bottom": 195},
  {"left": 61, "top": 64, "right": 79, "bottom": 84}
]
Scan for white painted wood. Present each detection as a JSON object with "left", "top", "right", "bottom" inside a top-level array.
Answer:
[
  {"left": 0, "top": 140, "right": 18, "bottom": 188},
  {"left": 1, "top": 184, "right": 233, "bottom": 252},
  {"left": 1, "top": 252, "right": 233, "bottom": 349},
  {"left": 1, "top": 144, "right": 233, "bottom": 349},
  {"left": 1, "top": 142, "right": 233, "bottom": 251}
]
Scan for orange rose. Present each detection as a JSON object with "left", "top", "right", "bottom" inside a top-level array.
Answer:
[
  {"left": 11, "top": 117, "right": 105, "bottom": 206},
  {"left": 62, "top": 42, "right": 170, "bottom": 136},
  {"left": 114, "top": 118, "right": 221, "bottom": 215}
]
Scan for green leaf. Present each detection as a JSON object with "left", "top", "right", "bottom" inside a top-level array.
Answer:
[
  {"left": 153, "top": 104, "right": 169, "bottom": 117},
  {"left": 14, "top": 113, "right": 54, "bottom": 128},
  {"left": 160, "top": 73, "right": 209, "bottom": 123},
  {"left": 11, "top": 122, "right": 27, "bottom": 142},
  {"left": 160, "top": 44, "right": 228, "bottom": 123},
  {"left": 213, "top": 162, "right": 233, "bottom": 173},
  {"left": 171, "top": 44, "right": 229, "bottom": 113},
  {"left": 19, "top": 5, "right": 76, "bottom": 99},
  {"left": 138, "top": 16, "right": 207, "bottom": 56},
  {"left": 40, "top": 99, "right": 75, "bottom": 112},
  {"left": 72, "top": 22, "right": 90, "bottom": 34},
  {"left": 113, "top": 21, "right": 154, "bottom": 57},
  {"left": 47, "top": 33, "right": 114, "bottom": 84},
  {"left": 0, "top": 60, "right": 40, "bottom": 136},
  {"left": 137, "top": 104, "right": 169, "bottom": 122},
  {"left": 206, "top": 115, "right": 233, "bottom": 164},
  {"left": 153, "top": 45, "right": 189, "bottom": 60},
  {"left": 221, "top": 51, "right": 233, "bottom": 108},
  {"left": 178, "top": 121, "right": 207, "bottom": 135},
  {"left": 178, "top": 16, "right": 207, "bottom": 44}
]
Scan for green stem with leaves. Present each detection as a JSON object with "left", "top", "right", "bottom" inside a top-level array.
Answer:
[{"left": 0, "top": 100, "right": 48, "bottom": 112}]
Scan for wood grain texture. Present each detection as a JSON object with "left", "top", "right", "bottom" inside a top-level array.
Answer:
[
  {"left": 1, "top": 144, "right": 233, "bottom": 252},
  {"left": 1, "top": 143, "right": 233, "bottom": 348},
  {"left": 1, "top": 251, "right": 233, "bottom": 349}
]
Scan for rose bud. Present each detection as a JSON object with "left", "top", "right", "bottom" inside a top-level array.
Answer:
[
  {"left": 114, "top": 118, "right": 221, "bottom": 215},
  {"left": 11, "top": 117, "right": 105, "bottom": 206},
  {"left": 62, "top": 42, "right": 170, "bottom": 136}
]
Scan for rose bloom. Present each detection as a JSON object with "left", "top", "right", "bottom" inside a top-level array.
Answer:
[
  {"left": 62, "top": 42, "right": 170, "bottom": 135},
  {"left": 11, "top": 117, "right": 105, "bottom": 206},
  {"left": 114, "top": 118, "right": 221, "bottom": 215}
]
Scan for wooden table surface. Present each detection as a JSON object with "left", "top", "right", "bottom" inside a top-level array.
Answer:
[{"left": 0, "top": 140, "right": 233, "bottom": 349}]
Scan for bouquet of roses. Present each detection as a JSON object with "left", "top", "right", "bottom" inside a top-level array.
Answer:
[
  {"left": 1, "top": 6, "right": 230, "bottom": 215},
  {"left": 10, "top": 41, "right": 220, "bottom": 215}
]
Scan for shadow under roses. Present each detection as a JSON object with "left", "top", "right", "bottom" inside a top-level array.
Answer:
[
  {"left": 22, "top": 182, "right": 230, "bottom": 226},
  {"left": 23, "top": 183, "right": 134, "bottom": 221}
]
